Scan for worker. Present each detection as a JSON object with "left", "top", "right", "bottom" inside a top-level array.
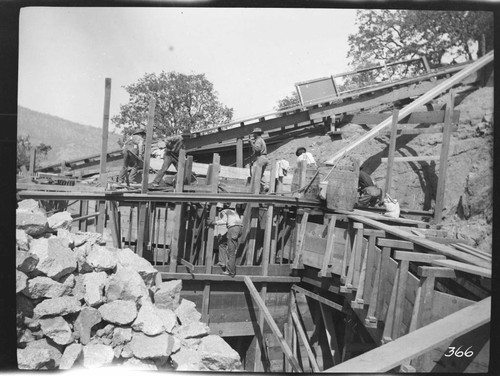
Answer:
[
  {"left": 118, "top": 129, "right": 146, "bottom": 185},
  {"left": 250, "top": 128, "right": 269, "bottom": 193},
  {"left": 207, "top": 203, "right": 243, "bottom": 277},
  {"left": 357, "top": 169, "right": 383, "bottom": 207},
  {"left": 150, "top": 132, "right": 188, "bottom": 188},
  {"left": 296, "top": 147, "right": 317, "bottom": 168}
]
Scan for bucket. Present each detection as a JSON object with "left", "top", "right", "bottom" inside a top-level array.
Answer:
[
  {"left": 291, "top": 168, "right": 320, "bottom": 199},
  {"left": 325, "top": 159, "right": 360, "bottom": 211}
]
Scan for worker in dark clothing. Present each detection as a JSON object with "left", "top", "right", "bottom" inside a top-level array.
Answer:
[
  {"left": 150, "top": 133, "right": 188, "bottom": 188},
  {"left": 118, "top": 129, "right": 146, "bottom": 185},
  {"left": 357, "top": 169, "right": 383, "bottom": 207},
  {"left": 250, "top": 128, "right": 269, "bottom": 193}
]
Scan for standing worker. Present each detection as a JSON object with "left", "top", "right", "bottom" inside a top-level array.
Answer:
[
  {"left": 207, "top": 204, "right": 243, "bottom": 277},
  {"left": 118, "top": 129, "right": 146, "bottom": 185},
  {"left": 357, "top": 168, "right": 383, "bottom": 207},
  {"left": 250, "top": 128, "right": 269, "bottom": 193},
  {"left": 150, "top": 132, "right": 188, "bottom": 188},
  {"left": 295, "top": 147, "right": 317, "bottom": 168}
]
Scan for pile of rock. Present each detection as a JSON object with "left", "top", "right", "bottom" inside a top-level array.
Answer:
[{"left": 16, "top": 199, "right": 242, "bottom": 371}]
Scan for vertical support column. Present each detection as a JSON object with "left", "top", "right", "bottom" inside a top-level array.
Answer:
[
  {"left": 136, "top": 98, "right": 156, "bottom": 257},
  {"left": 422, "top": 56, "right": 431, "bottom": 73},
  {"left": 108, "top": 200, "right": 121, "bottom": 248},
  {"left": 384, "top": 109, "right": 399, "bottom": 198},
  {"left": 169, "top": 149, "right": 187, "bottom": 270},
  {"left": 236, "top": 137, "right": 243, "bottom": 168},
  {"left": 318, "top": 215, "right": 337, "bottom": 277},
  {"left": 79, "top": 200, "right": 89, "bottom": 232},
  {"left": 291, "top": 210, "right": 309, "bottom": 270},
  {"left": 29, "top": 148, "right": 36, "bottom": 177},
  {"left": 97, "top": 78, "right": 112, "bottom": 234},
  {"left": 201, "top": 153, "right": 220, "bottom": 323},
  {"left": 434, "top": 91, "right": 455, "bottom": 224}
]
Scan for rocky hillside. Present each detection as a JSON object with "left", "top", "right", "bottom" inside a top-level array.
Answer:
[
  {"left": 16, "top": 199, "right": 242, "bottom": 371},
  {"left": 268, "top": 87, "right": 493, "bottom": 252},
  {"left": 17, "top": 106, "right": 122, "bottom": 166}
]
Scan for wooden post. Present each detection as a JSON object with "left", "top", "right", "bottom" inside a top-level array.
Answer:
[
  {"left": 421, "top": 56, "right": 431, "bottom": 73},
  {"left": 108, "top": 200, "right": 121, "bottom": 248},
  {"left": 236, "top": 137, "right": 243, "bottom": 168},
  {"left": 79, "top": 200, "right": 89, "bottom": 232},
  {"left": 319, "top": 303, "right": 341, "bottom": 366},
  {"left": 97, "top": 78, "right": 112, "bottom": 234},
  {"left": 170, "top": 149, "right": 187, "bottom": 269},
  {"left": 381, "top": 269, "right": 400, "bottom": 344},
  {"left": 29, "top": 148, "right": 36, "bottom": 176},
  {"left": 434, "top": 91, "right": 455, "bottom": 224},
  {"left": 340, "top": 220, "right": 353, "bottom": 284},
  {"left": 318, "top": 215, "right": 337, "bottom": 277},
  {"left": 201, "top": 153, "right": 220, "bottom": 322},
  {"left": 384, "top": 109, "right": 399, "bottom": 197},
  {"left": 291, "top": 210, "right": 309, "bottom": 269},
  {"left": 136, "top": 98, "right": 156, "bottom": 257},
  {"left": 365, "top": 246, "right": 383, "bottom": 328},
  {"left": 291, "top": 310, "right": 320, "bottom": 372}
]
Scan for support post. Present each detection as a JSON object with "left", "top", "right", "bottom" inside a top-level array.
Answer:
[
  {"left": 384, "top": 109, "right": 399, "bottom": 197},
  {"left": 29, "top": 148, "right": 36, "bottom": 176},
  {"left": 236, "top": 137, "right": 243, "bottom": 168},
  {"left": 170, "top": 149, "right": 187, "bottom": 270},
  {"left": 318, "top": 215, "right": 337, "bottom": 277}
]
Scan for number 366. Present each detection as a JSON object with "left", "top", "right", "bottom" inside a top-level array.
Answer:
[{"left": 444, "top": 346, "right": 474, "bottom": 357}]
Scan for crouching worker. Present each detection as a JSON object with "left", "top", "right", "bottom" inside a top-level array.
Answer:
[
  {"left": 206, "top": 204, "right": 243, "bottom": 277},
  {"left": 357, "top": 169, "right": 383, "bottom": 207},
  {"left": 150, "top": 133, "right": 186, "bottom": 188},
  {"left": 118, "top": 129, "right": 146, "bottom": 185}
]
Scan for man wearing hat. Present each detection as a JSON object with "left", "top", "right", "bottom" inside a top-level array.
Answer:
[
  {"left": 296, "top": 146, "right": 317, "bottom": 168},
  {"left": 118, "top": 128, "right": 146, "bottom": 185},
  {"left": 150, "top": 131, "right": 189, "bottom": 188},
  {"left": 250, "top": 128, "right": 269, "bottom": 193},
  {"left": 357, "top": 168, "right": 383, "bottom": 207}
]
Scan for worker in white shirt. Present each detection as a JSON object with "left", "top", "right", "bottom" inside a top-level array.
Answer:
[
  {"left": 207, "top": 204, "right": 243, "bottom": 277},
  {"left": 296, "top": 147, "right": 317, "bottom": 168}
]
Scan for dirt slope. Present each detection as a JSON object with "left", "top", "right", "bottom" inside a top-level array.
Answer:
[{"left": 268, "top": 87, "right": 493, "bottom": 252}]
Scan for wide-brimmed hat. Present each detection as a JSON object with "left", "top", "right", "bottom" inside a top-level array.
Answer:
[
  {"left": 132, "top": 129, "right": 146, "bottom": 136},
  {"left": 251, "top": 128, "right": 263, "bottom": 134},
  {"left": 296, "top": 147, "right": 306, "bottom": 156}
]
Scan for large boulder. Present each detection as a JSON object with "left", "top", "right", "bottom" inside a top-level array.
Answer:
[
  {"left": 73, "top": 243, "right": 93, "bottom": 273},
  {"left": 129, "top": 331, "right": 176, "bottom": 360},
  {"left": 174, "top": 321, "right": 210, "bottom": 340},
  {"left": 25, "top": 338, "right": 63, "bottom": 369},
  {"left": 16, "top": 250, "right": 39, "bottom": 274},
  {"left": 22, "top": 276, "right": 71, "bottom": 299},
  {"left": 132, "top": 303, "right": 166, "bottom": 336},
  {"left": 83, "top": 272, "right": 108, "bottom": 307},
  {"left": 112, "top": 327, "right": 132, "bottom": 347},
  {"left": 47, "top": 211, "right": 73, "bottom": 231},
  {"left": 198, "top": 335, "right": 242, "bottom": 370},
  {"left": 17, "top": 199, "right": 44, "bottom": 213},
  {"left": 16, "top": 270, "right": 28, "bottom": 293},
  {"left": 82, "top": 344, "right": 114, "bottom": 369},
  {"left": 16, "top": 210, "right": 48, "bottom": 237},
  {"left": 154, "top": 280, "right": 182, "bottom": 310},
  {"left": 16, "top": 229, "right": 31, "bottom": 251},
  {"left": 170, "top": 348, "right": 206, "bottom": 371},
  {"left": 30, "top": 237, "right": 77, "bottom": 280},
  {"left": 33, "top": 296, "right": 82, "bottom": 317},
  {"left": 98, "top": 300, "right": 137, "bottom": 325},
  {"left": 106, "top": 266, "right": 148, "bottom": 303},
  {"left": 115, "top": 248, "right": 158, "bottom": 287},
  {"left": 59, "top": 343, "right": 83, "bottom": 370},
  {"left": 121, "top": 357, "right": 158, "bottom": 370},
  {"left": 39, "top": 316, "right": 74, "bottom": 345},
  {"left": 73, "top": 307, "right": 102, "bottom": 345},
  {"left": 86, "top": 245, "right": 117, "bottom": 272},
  {"left": 17, "top": 347, "right": 51, "bottom": 370},
  {"left": 156, "top": 308, "right": 178, "bottom": 333},
  {"left": 71, "top": 274, "right": 86, "bottom": 301},
  {"left": 175, "top": 298, "right": 201, "bottom": 325}
]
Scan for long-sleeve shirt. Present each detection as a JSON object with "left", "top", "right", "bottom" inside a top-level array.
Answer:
[
  {"left": 358, "top": 170, "right": 375, "bottom": 190},
  {"left": 214, "top": 209, "right": 242, "bottom": 227},
  {"left": 165, "top": 135, "right": 184, "bottom": 156},
  {"left": 251, "top": 136, "right": 267, "bottom": 157},
  {"left": 296, "top": 152, "right": 317, "bottom": 167}
]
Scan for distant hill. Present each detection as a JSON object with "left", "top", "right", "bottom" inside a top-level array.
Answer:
[{"left": 17, "top": 106, "right": 123, "bottom": 167}]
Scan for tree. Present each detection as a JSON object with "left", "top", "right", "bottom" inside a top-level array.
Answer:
[
  {"left": 112, "top": 72, "right": 233, "bottom": 138},
  {"left": 17, "top": 135, "right": 52, "bottom": 171},
  {"left": 274, "top": 91, "right": 301, "bottom": 111},
  {"left": 347, "top": 10, "right": 493, "bottom": 76}
]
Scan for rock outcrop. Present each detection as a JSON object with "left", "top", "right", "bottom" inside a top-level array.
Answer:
[{"left": 15, "top": 200, "right": 242, "bottom": 371}]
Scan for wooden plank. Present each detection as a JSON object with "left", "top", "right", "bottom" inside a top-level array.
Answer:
[
  {"left": 377, "top": 238, "right": 414, "bottom": 250},
  {"left": 108, "top": 200, "right": 121, "bottom": 248},
  {"left": 209, "top": 321, "right": 255, "bottom": 337},
  {"left": 170, "top": 150, "right": 187, "bottom": 271},
  {"left": 161, "top": 272, "right": 301, "bottom": 283},
  {"left": 325, "top": 297, "right": 491, "bottom": 373},
  {"left": 392, "top": 260, "right": 409, "bottom": 340},
  {"left": 323, "top": 51, "right": 493, "bottom": 166},
  {"left": 385, "top": 110, "right": 399, "bottom": 197},
  {"left": 141, "top": 98, "right": 155, "bottom": 193},
  {"left": 318, "top": 215, "right": 337, "bottom": 277},
  {"left": 319, "top": 302, "right": 341, "bottom": 366},
  {"left": 291, "top": 211, "right": 309, "bottom": 269},
  {"left": 352, "top": 223, "right": 364, "bottom": 288},
  {"left": 291, "top": 310, "right": 320, "bottom": 372},
  {"left": 452, "top": 243, "right": 491, "bottom": 262},
  {"left": 244, "top": 276, "right": 303, "bottom": 372},
  {"left": 434, "top": 91, "right": 455, "bottom": 224},
  {"left": 365, "top": 246, "right": 383, "bottom": 327},
  {"left": 393, "top": 251, "right": 446, "bottom": 263},
  {"left": 347, "top": 215, "right": 491, "bottom": 269},
  {"left": 379, "top": 125, "right": 458, "bottom": 136},
  {"left": 381, "top": 155, "right": 440, "bottom": 163},
  {"left": 382, "top": 268, "right": 400, "bottom": 343},
  {"left": 29, "top": 148, "right": 36, "bottom": 175},
  {"left": 431, "top": 259, "right": 491, "bottom": 278},
  {"left": 417, "top": 266, "right": 456, "bottom": 279},
  {"left": 340, "top": 221, "right": 353, "bottom": 284},
  {"left": 352, "top": 237, "right": 368, "bottom": 308},
  {"left": 236, "top": 137, "right": 243, "bottom": 168},
  {"left": 291, "top": 285, "right": 344, "bottom": 312}
]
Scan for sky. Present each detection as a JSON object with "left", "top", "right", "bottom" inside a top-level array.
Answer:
[{"left": 18, "top": 7, "right": 359, "bottom": 132}]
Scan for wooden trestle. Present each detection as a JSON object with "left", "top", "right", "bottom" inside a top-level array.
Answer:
[{"left": 17, "top": 53, "right": 493, "bottom": 372}]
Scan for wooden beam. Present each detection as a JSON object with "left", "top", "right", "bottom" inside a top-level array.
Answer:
[
  {"left": 161, "top": 272, "right": 301, "bottom": 283},
  {"left": 381, "top": 155, "right": 440, "bottom": 163},
  {"left": 291, "top": 211, "right": 309, "bottom": 269},
  {"left": 244, "top": 276, "right": 303, "bottom": 372},
  {"left": 29, "top": 148, "right": 36, "bottom": 176},
  {"left": 292, "top": 285, "right": 344, "bottom": 312},
  {"left": 318, "top": 215, "right": 337, "bottom": 277},
  {"left": 431, "top": 259, "right": 491, "bottom": 278},
  {"left": 325, "top": 297, "right": 491, "bottom": 373},
  {"left": 393, "top": 251, "right": 446, "bottom": 263},
  {"left": 291, "top": 310, "right": 320, "bottom": 372},
  {"left": 236, "top": 137, "right": 243, "bottom": 168},
  {"left": 385, "top": 110, "right": 399, "bottom": 197},
  {"left": 209, "top": 321, "right": 255, "bottom": 337},
  {"left": 417, "top": 266, "right": 456, "bottom": 278},
  {"left": 377, "top": 238, "right": 414, "bottom": 250},
  {"left": 342, "top": 110, "right": 461, "bottom": 127}
]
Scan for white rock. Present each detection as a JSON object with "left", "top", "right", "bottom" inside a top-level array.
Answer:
[
  {"left": 47, "top": 211, "right": 73, "bottom": 230},
  {"left": 56, "top": 228, "right": 75, "bottom": 247},
  {"left": 16, "top": 270, "right": 28, "bottom": 293},
  {"left": 98, "top": 300, "right": 137, "bottom": 325},
  {"left": 199, "top": 334, "right": 242, "bottom": 370},
  {"left": 106, "top": 266, "right": 148, "bottom": 303},
  {"left": 16, "top": 210, "right": 49, "bottom": 237},
  {"left": 115, "top": 248, "right": 158, "bottom": 287},
  {"left": 175, "top": 298, "right": 201, "bottom": 325},
  {"left": 174, "top": 321, "right": 210, "bottom": 339},
  {"left": 39, "top": 316, "right": 74, "bottom": 345},
  {"left": 154, "top": 280, "right": 182, "bottom": 310},
  {"left": 25, "top": 338, "right": 63, "bottom": 369},
  {"left": 87, "top": 245, "right": 117, "bottom": 272},
  {"left": 16, "top": 229, "right": 31, "bottom": 251},
  {"left": 112, "top": 327, "right": 132, "bottom": 346},
  {"left": 30, "top": 237, "right": 77, "bottom": 279},
  {"left": 122, "top": 357, "right": 158, "bottom": 370},
  {"left": 82, "top": 344, "right": 114, "bottom": 369},
  {"left": 17, "top": 347, "right": 51, "bottom": 370},
  {"left": 33, "top": 296, "right": 82, "bottom": 317},
  {"left": 132, "top": 303, "right": 165, "bottom": 336},
  {"left": 129, "top": 331, "right": 176, "bottom": 359},
  {"left": 74, "top": 244, "right": 93, "bottom": 273},
  {"left": 170, "top": 348, "right": 206, "bottom": 371},
  {"left": 83, "top": 272, "right": 108, "bottom": 306},
  {"left": 17, "top": 199, "right": 43, "bottom": 212},
  {"left": 59, "top": 343, "right": 83, "bottom": 370},
  {"left": 22, "top": 276, "right": 71, "bottom": 299},
  {"left": 73, "top": 307, "right": 102, "bottom": 345},
  {"left": 16, "top": 250, "right": 39, "bottom": 274},
  {"left": 156, "top": 308, "right": 178, "bottom": 333}
]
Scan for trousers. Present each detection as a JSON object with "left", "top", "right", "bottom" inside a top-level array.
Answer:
[
  {"left": 254, "top": 155, "right": 269, "bottom": 193},
  {"left": 118, "top": 150, "right": 142, "bottom": 184},
  {"left": 219, "top": 225, "right": 242, "bottom": 276},
  {"left": 152, "top": 153, "right": 178, "bottom": 185}
]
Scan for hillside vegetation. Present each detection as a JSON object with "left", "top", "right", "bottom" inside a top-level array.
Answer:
[{"left": 17, "top": 106, "right": 122, "bottom": 167}]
